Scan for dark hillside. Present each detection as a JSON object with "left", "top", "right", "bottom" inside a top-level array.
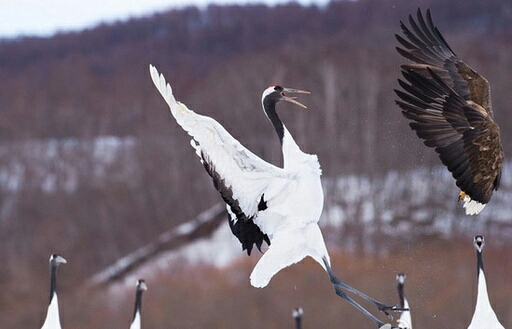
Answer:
[{"left": 0, "top": 0, "right": 511, "bottom": 140}]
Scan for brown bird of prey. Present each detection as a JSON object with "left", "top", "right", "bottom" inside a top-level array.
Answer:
[{"left": 394, "top": 8, "right": 504, "bottom": 215}]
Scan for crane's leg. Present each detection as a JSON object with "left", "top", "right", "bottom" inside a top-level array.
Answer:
[
  {"left": 322, "top": 257, "right": 405, "bottom": 326},
  {"left": 331, "top": 280, "right": 387, "bottom": 327}
]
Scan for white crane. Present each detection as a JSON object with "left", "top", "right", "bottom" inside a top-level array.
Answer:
[
  {"left": 149, "top": 64, "right": 329, "bottom": 288},
  {"left": 293, "top": 307, "right": 303, "bottom": 329},
  {"left": 468, "top": 235, "right": 505, "bottom": 329},
  {"left": 40, "top": 254, "right": 67, "bottom": 329},
  {"left": 129, "top": 279, "right": 147, "bottom": 329},
  {"left": 396, "top": 273, "right": 412, "bottom": 329},
  {"left": 149, "top": 65, "right": 398, "bottom": 322}
]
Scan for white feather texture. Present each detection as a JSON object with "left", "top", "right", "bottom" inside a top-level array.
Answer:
[
  {"left": 461, "top": 195, "right": 486, "bottom": 215},
  {"left": 149, "top": 65, "right": 330, "bottom": 287},
  {"left": 41, "top": 295, "right": 61, "bottom": 329},
  {"left": 397, "top": 297, "right": 411, "bottom": 329},
  {"left": 130, "top": 311, "right": 141, "bottom": 329},
  {"left": 467, "top": 269, "right": 505, "bottom": 329},
  {"left": 250, "top": 223, "right": 328, "bottom": 288}
]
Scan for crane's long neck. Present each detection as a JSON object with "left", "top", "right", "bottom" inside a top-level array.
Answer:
[
  {"left": 397, "top": 281, "right": 405, "bottom": 309},
  {"left": 292, "top": 308, "right": 303, "bottom": 329},
  {"left": 476, "top": 248, "right": 484, "bottom": 277},
  {"left": 263, "top": 98, "right": 303, "bottom": 169},
  {"left": 133, "top": 288, "right": 144, "bottom": 321},
  {"left": 295, "top": 316, "right": 302, "bottom": 329},
  {"left": 49, "top": 263, "right": 58, "bottom": 304},
  {"left": 470, "top": 245, "right": 504, "bottom": 329},
  {"left": 473, "top": 246, "right": 497, "bottom": 320},
  {"left": 475, "top": 248, "right": 489, "bottom": 305},
  {"left": 263, "top": 97, "right": 285, "bottom": 145}
]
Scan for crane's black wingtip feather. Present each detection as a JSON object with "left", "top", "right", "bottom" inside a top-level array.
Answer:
[{"left": 200, "top": 151, "right": 270, "bottom": 255}]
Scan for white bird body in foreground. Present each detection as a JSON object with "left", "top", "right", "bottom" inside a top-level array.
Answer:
[
  {"left": 468, "top": 235, "right": 505, "bottom": 329},
  {"left": 129, "top": 279, "right": 147, "bottom": 329},
  {"left": 149, "top": 65, "right": 330, "bottom": 288},
  {"left": 41, "top": 254, "right": 67, "bottom": 329}
]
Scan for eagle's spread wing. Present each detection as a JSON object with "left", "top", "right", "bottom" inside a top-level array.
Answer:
[
  {"left": 395, "top": 9, "right": 493, "bottom": 113},
  {"left": 394, "top": 9, "right": 504, "bottom": 214}
]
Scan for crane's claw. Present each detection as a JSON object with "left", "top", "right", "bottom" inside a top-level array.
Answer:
[
  {"left": 377, "top": 304, "right": 410, "bottom": 320},
  {"left": 377, "top": 304, "right": 393, "bottom": 320}
]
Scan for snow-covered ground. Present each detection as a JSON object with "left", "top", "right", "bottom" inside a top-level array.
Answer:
[
  {"left": 0, "top": 136, "right": 137, "bottom": 193},
  {"left": 1, "top": 136, "right": 511, "bottom": 290}
]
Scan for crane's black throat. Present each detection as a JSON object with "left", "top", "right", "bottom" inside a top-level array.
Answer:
[{"left": 263, "top": 97, "right": 284, "bottom": 145}]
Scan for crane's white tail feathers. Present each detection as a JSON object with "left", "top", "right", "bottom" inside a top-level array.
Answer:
[
  {"left": 461, "top": 194, "right": 486, "bottom": 215},
  {"left": 250, "top": 223, "right": 330, "bottom": 288}
]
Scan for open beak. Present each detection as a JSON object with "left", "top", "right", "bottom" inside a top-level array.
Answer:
[
  {"left": 56, "top": 255, "right": 67, "bottom": 264},
  {"left": 282, "top": 87, "right": 310, "bottom": 109}
]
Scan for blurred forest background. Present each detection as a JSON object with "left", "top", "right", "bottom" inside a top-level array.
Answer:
[{"left": 1, "top": 0, "right": 512, "bottom": 327}]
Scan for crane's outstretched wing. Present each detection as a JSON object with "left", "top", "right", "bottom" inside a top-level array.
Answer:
[
  {"left": 394, "top": 9, "right": 504, "bottom": 214},
  {"left": 150, "top": 65, "right": 291, "bottom": 254}
]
